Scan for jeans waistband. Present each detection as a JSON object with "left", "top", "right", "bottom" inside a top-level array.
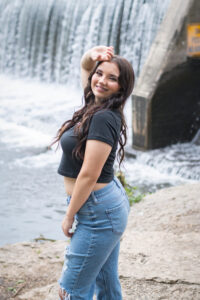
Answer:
[
  {"left": 66, "top": 176, "right": 125, "bottom": 203},
  {"left": 92, "top": 176, "right": 124, "bottom": 198}
]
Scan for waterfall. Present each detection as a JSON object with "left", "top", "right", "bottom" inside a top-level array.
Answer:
[{"left": 0, "top": 0, "right": 170, "bottom": 84}]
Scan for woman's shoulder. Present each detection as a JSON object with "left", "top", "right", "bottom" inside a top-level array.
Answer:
[{"left": 93, "top": 109, "right": 121, "bottom": 124}]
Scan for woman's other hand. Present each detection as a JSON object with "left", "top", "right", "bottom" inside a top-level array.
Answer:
[
  {"left": 90, "top": 46, "right": 114, "bottom": 62},
  {"left": 62, "top": 215, "right": 74, "bottom": 238}
]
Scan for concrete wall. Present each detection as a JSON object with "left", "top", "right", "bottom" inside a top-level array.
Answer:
[{"left": 132, "top": 0, "right": 200, "bottom": 150}]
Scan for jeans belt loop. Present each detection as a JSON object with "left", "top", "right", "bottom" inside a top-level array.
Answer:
[
  {"left": 113, "top": 176, "right": 122, "bottom": 189},
  {"left": 91, "top": 191, "right": 98, "bottom": 204},
  {"left": 114, "top": 176, "right": 126, "bottom": 196}
]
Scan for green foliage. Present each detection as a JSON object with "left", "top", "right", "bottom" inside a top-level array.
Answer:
[
  {"left": 16, "top": 280, "right": 25, "bottom": 284},
  {"left": 7, "top": 287, "right": 16, "bottom": 292},
  {"left": 7, "top": 279, "right": 25, "bottom": 295},
  {"left": 116, "top": 171, "right": 145, "bottom": 206}
]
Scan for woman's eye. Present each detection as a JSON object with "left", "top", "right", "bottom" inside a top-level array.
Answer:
[
  {"left": 110, "top": 77, "right": 117, "bottom": 81},
  {"left": 96, "top": 71, "right": 102, "bottom": 76}
]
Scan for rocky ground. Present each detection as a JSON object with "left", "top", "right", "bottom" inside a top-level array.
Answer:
[{"left": 0, "top": 182, "right": 200, "bottom": 300}]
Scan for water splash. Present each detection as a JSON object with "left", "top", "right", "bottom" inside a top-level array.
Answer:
[{"left": 136, "top": 143, "right": 200, "bottom": 181}]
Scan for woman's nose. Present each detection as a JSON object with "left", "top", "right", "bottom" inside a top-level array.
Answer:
[{"left": 98, "top": 76, "right": 106, "bottom": 84}]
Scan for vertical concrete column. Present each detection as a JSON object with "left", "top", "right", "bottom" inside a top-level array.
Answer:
[{"left": 132, "top": 0, "right": 195, "bottom": 150}]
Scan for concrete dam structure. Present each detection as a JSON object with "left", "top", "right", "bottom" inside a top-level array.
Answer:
[{"left": 132, "top": 0, "right": 200, "bottom": 150}]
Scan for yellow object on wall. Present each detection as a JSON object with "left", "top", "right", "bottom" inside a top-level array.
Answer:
[{"left": 187, "top": 23, "right": 200, "bottom": 57}]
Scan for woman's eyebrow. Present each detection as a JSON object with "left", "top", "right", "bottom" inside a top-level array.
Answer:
[
  {"left": 97, "top": 68, "right": 119, "bottom": 78},
  {"left": 110, "top": 74, "right": 118, "bottom": 78}
]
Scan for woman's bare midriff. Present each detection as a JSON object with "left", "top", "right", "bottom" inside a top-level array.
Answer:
[{"left": 63, "top": 176, "right": 108, "bottom": 196}]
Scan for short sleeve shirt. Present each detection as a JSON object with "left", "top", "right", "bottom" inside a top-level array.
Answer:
[{"left": 57, "top": 109, "right": 121, "bottom": 183}]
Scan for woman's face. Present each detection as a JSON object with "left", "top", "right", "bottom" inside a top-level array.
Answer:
[{"left": 91, "top": 61, "right": 120, "bottom": 103}]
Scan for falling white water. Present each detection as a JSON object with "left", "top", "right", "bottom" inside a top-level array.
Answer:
[{"left": 0, "top": 0, "right": 170, "bottom": 83}]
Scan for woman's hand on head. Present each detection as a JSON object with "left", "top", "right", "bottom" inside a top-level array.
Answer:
[
  {"left": 90, "top": 46, "right": 114, "bottom": 62},
  {"left": 62, "top": 215, "right": 74, "bottom": 238}
]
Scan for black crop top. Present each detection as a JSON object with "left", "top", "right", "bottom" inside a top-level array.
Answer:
[{"left": 57, "top": 109, "right": 121, "bottom": 183}]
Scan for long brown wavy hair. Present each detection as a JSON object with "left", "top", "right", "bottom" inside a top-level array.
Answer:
[{"left": 52, "top": 55, "right": 135, "bottom": 166}]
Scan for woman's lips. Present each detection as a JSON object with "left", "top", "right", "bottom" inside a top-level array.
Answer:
[{"left": 95, "top": 85, "right": 108, "bottom": 92}]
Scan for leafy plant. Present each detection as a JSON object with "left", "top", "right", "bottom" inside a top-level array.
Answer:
[
  {"left": 7, "top": 287, "right": 16, "bottom": 292},
  {"left": 116, "top": 171, "right": 145, "bottom": 205},
  {"left": 16, "top": 280, "right": 25, "bottom": 284}
]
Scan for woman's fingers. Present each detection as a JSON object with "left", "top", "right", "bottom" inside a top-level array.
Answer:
[
  {"left": 107, "top": 46, "right": 114, "bottom": 55},
  {"left": 107, "top": 46, "right": 114, "bottom": 53},
  {"left": 63, "top": 227, "right": 73, "bottom": 238},
  {"left": 91, "top": 45, "right": 114, "bottom": 62},
  {"left": 98, "top": 52, "right": 113, "bottom": 61},
  {"left": 104, "top": 46, "right": 114, "bottom": 60},
  {"left": 62, "top": 216, "right": 74, "bottom": 238}
]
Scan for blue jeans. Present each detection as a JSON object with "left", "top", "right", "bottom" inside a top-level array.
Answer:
[{"left": 58, "top": 176, "right": 130, "bottom": 300}]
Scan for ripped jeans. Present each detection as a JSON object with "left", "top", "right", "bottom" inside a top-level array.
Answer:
[{"left": 58, "top": 176, "right": 130, "bottom": 300}]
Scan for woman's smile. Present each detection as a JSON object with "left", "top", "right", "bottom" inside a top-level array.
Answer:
[{"left": 95, "top": 85, "right": 108, "bottom": 92}]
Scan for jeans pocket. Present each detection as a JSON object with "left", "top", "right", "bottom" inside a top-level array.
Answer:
[{"left": 106, "top": 202, "right": 128, "bottom": 235}]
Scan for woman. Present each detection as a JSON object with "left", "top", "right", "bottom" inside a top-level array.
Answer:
[{"left": 56, "top": 45, "right": 135, "bottom": 300}]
